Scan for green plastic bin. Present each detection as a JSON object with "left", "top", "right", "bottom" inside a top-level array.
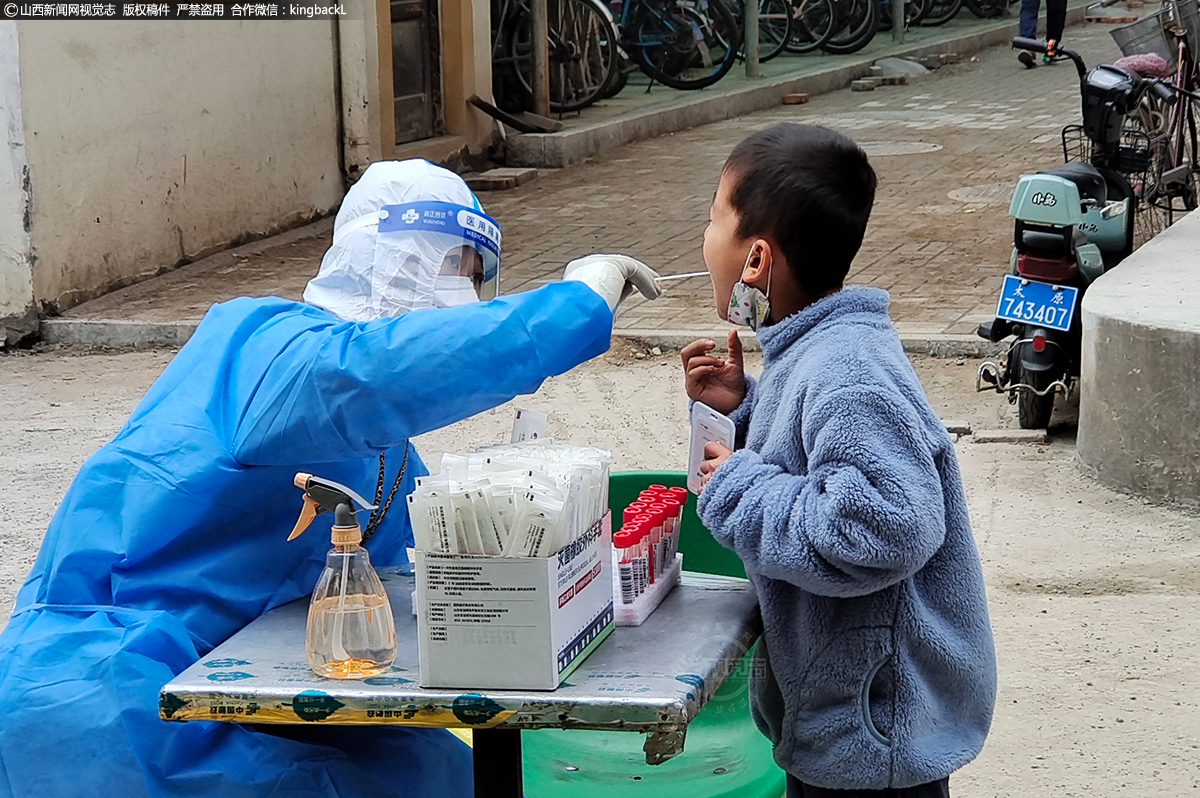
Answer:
[{"left": 520, "top": 471, "right": 784, "bottom": 798}]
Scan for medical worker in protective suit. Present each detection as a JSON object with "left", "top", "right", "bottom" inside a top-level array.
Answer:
[{"left": 0, "top": 159, "right": 661, "bottom": 798}]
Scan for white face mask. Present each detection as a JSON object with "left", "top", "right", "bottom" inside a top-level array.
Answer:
[
  {"left": 727, "top": 246, "right": 772, "bottom": 331},
  {"left": 432, "top": 274, "right": 481, "bottom": 308}
]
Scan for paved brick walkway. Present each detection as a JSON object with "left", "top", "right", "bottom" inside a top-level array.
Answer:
[{"left": 62, "top": 21, "right": 1129, "bottom": 342}]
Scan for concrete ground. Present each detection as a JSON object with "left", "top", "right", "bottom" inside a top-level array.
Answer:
[
  {"left": 2, "top": 341, "right": 1197, "bottom": 797},
  {"left": 56, "top": 19, "right": 1129, "bottom": 350}
]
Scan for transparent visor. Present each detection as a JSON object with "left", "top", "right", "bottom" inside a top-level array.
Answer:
[{"left": 378, "top": 201, "right": 501, "bottom": 303}]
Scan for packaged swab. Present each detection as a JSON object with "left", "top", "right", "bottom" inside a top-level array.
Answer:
[
  {"left": 408, "top": 491, "right": 457, "bottom": 554},
  {"left": 470, "top": 490, "right": 505, "bottom": 556},
  {"left": 504, "top": 492, "right": 566, "bottom": 558},
  {"left": 409, "top": 439, "right": 610, "bottom": 560},
  {"left": 451, "top": 492, "right": 487, "bottom": 554}
]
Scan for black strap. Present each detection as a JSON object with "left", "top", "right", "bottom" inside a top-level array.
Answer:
[{"left": 363, "top": 446, "right": 410, "bottom": 543}]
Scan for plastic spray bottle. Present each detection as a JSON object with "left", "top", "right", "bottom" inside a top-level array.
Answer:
[{"left": 288, "top": 472, "right": 397, "bottom": 679}]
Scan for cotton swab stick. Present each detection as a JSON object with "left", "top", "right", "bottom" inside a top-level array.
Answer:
[{"left": 654, "top": 271, "right": 709, "bottom": 282}]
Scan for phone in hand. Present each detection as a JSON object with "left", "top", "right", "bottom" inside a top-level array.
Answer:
[{"left": 687, "top": 401, "right": 736, "bottom": 495}]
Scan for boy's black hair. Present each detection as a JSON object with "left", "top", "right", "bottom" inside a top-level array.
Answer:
[{"left": 723, "top": 124, "right": 877, "bottom": 296}]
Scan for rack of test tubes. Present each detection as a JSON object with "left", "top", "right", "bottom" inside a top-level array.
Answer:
[{"left": 611, "top": 484, "right": 689, "bottom": 627}]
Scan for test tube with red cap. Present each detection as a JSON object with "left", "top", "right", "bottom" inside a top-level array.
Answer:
[
  {"left": 669, "top": 489, "right": 688, "bottom": 553},
  {"left": 633, "top": 513, "right": 659, "bottom": 583},
  {"left": 613, "top": 528, "right": 638, "bottom": 604},
  {"left": 646, "top": 503, "right": 672, "bottom": 573},
  {"left": 632, "top": 524, "right": 651, "bottom": 594},
  {"left": 661, "top": 496, "right": 684, "bottom": 564}
]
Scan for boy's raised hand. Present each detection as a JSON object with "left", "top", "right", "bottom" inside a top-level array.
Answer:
[{"left": 681, "top": 329, "right": 746, "bottom": 415}]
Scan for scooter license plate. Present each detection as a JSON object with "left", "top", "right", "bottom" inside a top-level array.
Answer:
[{"left": 994, "top": 274, "right": 1078, "bottom": 332}]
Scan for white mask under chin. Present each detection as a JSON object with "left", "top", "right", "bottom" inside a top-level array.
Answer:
[
  {"left": 727, "top": 280, "right": 770, "bottom": 331},
  {"left": 432, "top": 275, "right": 480, "bottom": 308},
  {"left": 727, "top": 246, "right": 772, "bottom": 331}
]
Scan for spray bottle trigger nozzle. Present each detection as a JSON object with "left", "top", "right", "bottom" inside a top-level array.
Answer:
[{"left": 288, "top": 494, "right": 322, "bottom": 541}]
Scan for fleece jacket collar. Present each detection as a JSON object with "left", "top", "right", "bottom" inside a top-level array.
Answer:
[{"left": 757, "top": 286, "right": 892, "bottom": 363}]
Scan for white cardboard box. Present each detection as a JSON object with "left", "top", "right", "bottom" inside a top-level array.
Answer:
[{"left": 415, "top": 513, "right": 614, "bottom": 690}]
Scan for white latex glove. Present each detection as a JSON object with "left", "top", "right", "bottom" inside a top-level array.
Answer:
[{"left": 562, "top": 254, "right": 663, "bottom": 313}]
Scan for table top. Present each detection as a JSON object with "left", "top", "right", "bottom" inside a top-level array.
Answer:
[{"left": 161, "top": 567, "right": 760, "bottom": 737}]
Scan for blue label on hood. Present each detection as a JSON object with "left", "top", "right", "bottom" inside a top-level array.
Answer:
[{"left": 378, "top": 201, "right": 501, "bottom": 279}]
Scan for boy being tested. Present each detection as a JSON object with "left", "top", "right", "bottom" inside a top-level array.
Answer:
[{"left": 683, "top": 123, "right": 997, "bottom": 798}]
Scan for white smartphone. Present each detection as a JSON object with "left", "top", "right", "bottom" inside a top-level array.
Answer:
[{"left": 687, "top": 402, "right": 736, "bottom": 495}]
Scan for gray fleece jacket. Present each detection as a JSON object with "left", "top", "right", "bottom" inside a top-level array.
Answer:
[{"left": 697, "top": 286, "right": 997, "bottom": 790}]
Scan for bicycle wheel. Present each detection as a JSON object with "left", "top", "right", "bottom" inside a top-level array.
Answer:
[
  {"left": 506, "top": 0, "right": 619, "bottom": 112},
  {"left": 631, "top": 0, "right": 741, "bottom": 90},
  {"left": 784, "top": 0, "right": 837, "bottom": 52},
  {"left": 754, "top": 0, "right": 794, "bottom": 62},
  {"left": 598, "top": 55, "right": 633, "bottom": 99},
  {"left": 821, "top": 0, "right": 880, "bottom": 54},
  {"left": 1147, "top": 90, "right": 1200, "bottom": 226},
  {"left": 918, "top": 0, "right": 963, "bottom": 26},
  {"left": 1127, "top": 96, "right": 1171, "bottom": 245},
  {"left": 908, "top": 0, "right": 932, "bottom": 24}
]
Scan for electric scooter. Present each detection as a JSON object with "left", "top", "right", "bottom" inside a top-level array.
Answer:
[{"left": 976, "top": 37, "right": 1179, "bottom": 429}]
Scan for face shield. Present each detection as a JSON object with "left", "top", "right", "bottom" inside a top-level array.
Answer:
[
  {"left": 377, "top": 201, "right": 501, "bottom": 307},
  {"left": 303, "top": 159, "right": 501, "bottom": 321}
]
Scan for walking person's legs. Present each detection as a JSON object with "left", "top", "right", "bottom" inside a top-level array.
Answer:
[
  {"left": 1045, "top": 0, "right": 1068, "bottom": 41},
  {"left": 1017, "top": 0, "right": 1042, "bottom": 67},
  {"left": 1018, "top": 0, "right": 1041, "bottom": 38}
]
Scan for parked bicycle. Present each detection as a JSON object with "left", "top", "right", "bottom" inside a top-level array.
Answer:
[
  {"left": 725, "top": 0, "right": 794, "bottom": 62},
  {"left": 491, "top": 0, "right": 620, "bottom": 113},
  {"left": 608, "top": 0, "right": 742, "bottom": 89},
  {"left": 1111, "top": 0, "right": 1200, "bottom": 236},
  {"left": 918, "top": 0, "right": 966, "bottom": 26},
  {"left": 820, "top": 0, "right": 880, "bottom": 54},
  {"left": 784, "top": 0, "right": 839, "bottom": 53}
]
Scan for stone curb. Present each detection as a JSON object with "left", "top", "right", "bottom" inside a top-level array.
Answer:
[
  {"left": 506, "top": 5, "right": 1088, "bottom": 169},
  {"left": 972, "top": 428, "right": 1050, "bottom": 444},
  {"left": 38, "top": 319, "right": 1004, "bottom": 358},
  {"left": 40, "top": 319, "right": 200, "bottom": 348}
]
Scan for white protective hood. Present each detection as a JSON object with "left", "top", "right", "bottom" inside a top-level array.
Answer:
[{"left": 304, "top": 159, "right": 496, "bottom": 321}]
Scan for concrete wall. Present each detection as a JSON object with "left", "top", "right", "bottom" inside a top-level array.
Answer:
[
  {"left": 0, "top": 22, "right": 37, "bottom": 344},
  {"left": 339, "top": 0, "right": 396, "bottom": 177},
  {"left": 1077, "top": 210, "right": 1200, "bottom": 509},
  {"left": 441, "top": 0, "right": 495, "bottom": 152},
  {"left": 16, "top": 20, "right": 346, "bottom": 313}
]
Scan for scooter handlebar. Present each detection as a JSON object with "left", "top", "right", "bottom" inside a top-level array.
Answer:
[
  {"left": 1012, "top": 37, "right": 1087, "bottom": 77},
  {"left": 1149, "top": 78, "right": 1178, "bottom": 103},
  {"left": 1012, "top": 36, "right": 1048, "bottom": 53}
]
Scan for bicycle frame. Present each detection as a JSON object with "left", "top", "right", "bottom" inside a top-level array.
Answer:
[
  {"left": 1167, "top": 30, "right": 1195, "bottom": 168},
  {"left": 617, "top": 0, "right": 702, "bottom": 47},
  {"left": 1153, "top": 0, "right": 1200, "bottom": 219}
]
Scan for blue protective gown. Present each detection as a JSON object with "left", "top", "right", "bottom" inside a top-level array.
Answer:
[{"left": 0, "top": 282, "right": 612, "bottom": 798}]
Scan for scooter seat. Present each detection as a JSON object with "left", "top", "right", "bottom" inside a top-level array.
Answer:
[{"left": 1038, "top": 162, "right": 1108, "bottom": 205}]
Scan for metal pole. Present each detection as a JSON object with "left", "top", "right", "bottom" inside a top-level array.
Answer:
[
  {"left": 530, "top": 0, "right": 551, "bottom": 116},
  {"left": 744, "top": 0, "right": 761, "bottom": 78},
  {"left": 893, "top": 0, "right": 905, "bottom": 42}
]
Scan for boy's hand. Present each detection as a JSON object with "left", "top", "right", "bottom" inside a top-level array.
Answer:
[
  {"left": 698, "top": 441, "right": 734, "bottom": 493},
  {"left": 682, "top": 329, "right": 747, "bottom": 414}
]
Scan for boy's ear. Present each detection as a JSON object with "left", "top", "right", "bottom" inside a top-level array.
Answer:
[{"left": 743, "top": 238, "right": 774, "bottom": 283}]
